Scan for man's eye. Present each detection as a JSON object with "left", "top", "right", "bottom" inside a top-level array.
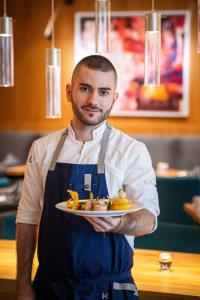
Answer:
[
  {"left": 99, "top": 90, "right": 109, "bottom": 96},
  {"left": 80, "top": 86, "right": 89, "bottom": 92}
]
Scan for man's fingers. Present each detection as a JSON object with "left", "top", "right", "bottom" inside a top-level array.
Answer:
[
  {"left": 84, "top": 216, "right": 121, "bottom": 232},
  {"left": 84, "top": 217, "right": 106, "bottom": 232}
]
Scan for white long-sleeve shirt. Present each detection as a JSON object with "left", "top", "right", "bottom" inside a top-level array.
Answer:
[{"left": 16, "top": 122, "right": 159, "bottom": 238}]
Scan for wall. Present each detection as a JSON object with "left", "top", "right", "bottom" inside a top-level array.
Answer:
[{"left": 0, "top": 0, "right": 200, "bottom": 135}]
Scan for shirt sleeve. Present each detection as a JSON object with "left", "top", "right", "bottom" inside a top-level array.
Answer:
[
  {"left": 123, "top": 142, "right": 160, "bottom": 232},
  {"left": 16, "top": 141, "right": 43, "bottom": 225}
]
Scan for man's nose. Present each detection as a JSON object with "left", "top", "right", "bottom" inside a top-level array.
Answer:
[{"left": 87, "top": 91, "right": 98, "bottom": 104}]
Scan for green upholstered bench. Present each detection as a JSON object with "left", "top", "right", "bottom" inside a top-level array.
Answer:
[
  {"left": 135, "top": 222, "right": 200, "bottom": 254},
  {"left": 135, "top": 176, "right": 200, "bottom": 253},
  {"left": 156, "top": 176, "right": 200, "bottom": 225},
  {"left": 0, "top": 214, "right": 16, "bottom": 240}
]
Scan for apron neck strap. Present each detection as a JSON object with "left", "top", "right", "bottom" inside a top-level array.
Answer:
[
  {"left": 49, "top": 129, "right": 68, "bottom": 171},
  {"left": 97, "top": 123, "right": 112, "bottom": 174},
  {"left": 49, "top": 123, "right": 112, "bottom": 173}
]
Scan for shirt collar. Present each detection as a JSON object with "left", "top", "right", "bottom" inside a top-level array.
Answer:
[{"left": 67, "top": 121, "right": 107, "bottom": 141}]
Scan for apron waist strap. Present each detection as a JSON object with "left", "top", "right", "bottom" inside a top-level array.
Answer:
[
  {"left": 67, "top": 270, "right": 132, "bottom": 285},
  {"left": 35, "top": 268, "right": 132, "bottom": 286},
  {"left": 33, "top": 270, "right": 134, "bottom": 299}
]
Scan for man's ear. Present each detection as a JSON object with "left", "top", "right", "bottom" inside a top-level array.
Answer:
[{"left": 66, "top": 84, "right": 72, "bottom": 102}]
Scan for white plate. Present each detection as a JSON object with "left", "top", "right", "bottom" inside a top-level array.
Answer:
[{"left": 55, "top": 200, "right": 144, "bottom": 217}]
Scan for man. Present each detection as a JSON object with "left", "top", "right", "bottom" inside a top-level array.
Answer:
[{"left": 16, "top": 55, "right": 159, "bottom": 300}]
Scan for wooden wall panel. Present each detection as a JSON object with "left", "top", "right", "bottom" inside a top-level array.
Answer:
[{"left": 0, "top": 0, "right": 200, "bottom": 135}]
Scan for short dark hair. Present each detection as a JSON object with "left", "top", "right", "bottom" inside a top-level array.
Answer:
[{"left": 72, "top": 55, "right": 117, "bottom": 85}]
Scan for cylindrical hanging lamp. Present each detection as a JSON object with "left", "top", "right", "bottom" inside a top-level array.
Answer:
[
  {"left": 0, "top": 0, "right": 14, "bottom": 87},
  {"left": 45, "top": 0, "right": 61, "bottom": 118},
  {"left": 144, "top": 0, "right": 161, "bottom": 86},
  {"left": 95, "top": 0, "right": 111, "bottom": 53},
  {"left": 45, "top": 48, "right": 61, "bottom": 118}
]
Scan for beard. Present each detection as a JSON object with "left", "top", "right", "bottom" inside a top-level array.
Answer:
[{"left": 71, "top": 97, "right": 114, "bottom": 126}]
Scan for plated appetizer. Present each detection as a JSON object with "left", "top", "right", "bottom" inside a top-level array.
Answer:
[{"left": 66, "top": 189, "right": 134, "bottom": 211}]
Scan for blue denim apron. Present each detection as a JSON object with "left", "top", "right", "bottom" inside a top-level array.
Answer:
[{"left": 33, "top": 124, "right": 139, "bottom": 300}]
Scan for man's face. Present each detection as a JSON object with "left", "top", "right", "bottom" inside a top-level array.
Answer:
[{"left": 67, "top": 66, "right": 118, "bottom": 126}]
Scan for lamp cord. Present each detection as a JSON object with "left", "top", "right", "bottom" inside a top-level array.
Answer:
[
  {"left": 51, "top": 0, "right": 55, "bottom": 48},
  {"left": 3, "top": 0, "right": 7, "bottom": 16},
  {"left": 152, "top": 0, "right": 155, "bottom": 11}
]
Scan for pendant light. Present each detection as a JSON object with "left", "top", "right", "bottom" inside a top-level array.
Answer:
[
  {"left": 144, "top": 0, "right": 161, "bottom": 86},
  {"left": 45, "top": 0, "right": 61, "bottom": 118},
  {"left": 198, "top": 0, "right": 200, "bottom": 53},
  {"left": 95, "top": 0, "right": 111, "bottom": 53},
  {"left": 0, "top": 0, "right": 14, "bottom": 87}
]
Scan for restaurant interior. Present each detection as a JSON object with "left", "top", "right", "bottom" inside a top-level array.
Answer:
[{"left": 0, "top": 0, "right": 200, "bottom": 299}]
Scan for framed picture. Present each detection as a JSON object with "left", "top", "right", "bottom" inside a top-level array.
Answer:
[{"left": 74, "top": 10, "right": 191, "bottom": 117}]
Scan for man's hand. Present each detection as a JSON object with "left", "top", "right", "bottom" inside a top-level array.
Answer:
[
  {"left": 16, "top": 285, "right": 36, "bottom": 300},
  {"left": 85, "top": 209, "right": 155, "bottom": 236},
  {"left": 84, "top": 216, "right": 122, "bottom": 233}
]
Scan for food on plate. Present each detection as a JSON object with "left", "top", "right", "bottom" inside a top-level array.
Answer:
[
  {"left": 85, "top": 199, "right": 93, "bottom": 211},
  {"left": 111, "top": 189, "right": 133, "bottom": 211},
  {"left": 66, "top": 188, "right": 134, "bottom": 211},
  {"left": 111, "top": 198, "right": 133, "bottom": 211},
  {"left": 67, "top": 190, "right": 80, "bottom": 210},
  {"left": 93, "top": 199, "right": 109, "bottom": 211}
]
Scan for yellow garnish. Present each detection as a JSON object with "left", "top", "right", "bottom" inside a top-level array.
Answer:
[
  {"left": 118, "top": 188, "right": 126, "bottom": 199},
  {"left": 67, "top": 189, "right": 79, "bottom": 209},
  {"left": 111, "top": 189, "right": 132, "bottom": 210},
  {"left": 67, "top": 190, "right": 79, "bottom": 201}
]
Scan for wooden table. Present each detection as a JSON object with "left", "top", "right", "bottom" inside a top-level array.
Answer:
[
  {"left": 183, "top": 202, "right": 200, "bottom": 225},
  {"left": 0, "top": 240, "right": 200, "bottom": 300},
  {"left": 0, "top": 240, "right": 38, "bottom": 300},
  {"left": 156, "top": 168, "right": 188, "bottom": 178},
  {"left": 133, "top": 249, "right": 200, "bottom": 299},
  {"left": 5, "top": 165, "right": 26, "bottom": 177}
]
